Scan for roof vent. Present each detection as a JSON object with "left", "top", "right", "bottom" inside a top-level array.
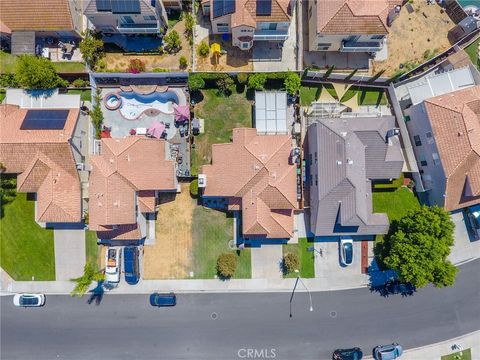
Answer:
[
  {"left": 113, "top": 201, "right": 119, "bottom": 207},
  {"left": 341, "top": 132, "right": 347, "bottom": 137},
  {"left": 198, "top": 174, "right": 207, "bottom": 188},
  {"left": 109, "top": 158, "right": 114, "bottom": 164},
  {"left": 347, "top": 159, "right": 353, "bottom": 165},
  {"left": 336, "top": 160, "right": 342, "bottom": 165},
  {"left": 458, "top": 132, "right": 463, "bottom": 136},
  {"left": 126, "top": 154, "right": 130, "bottom": 161}
]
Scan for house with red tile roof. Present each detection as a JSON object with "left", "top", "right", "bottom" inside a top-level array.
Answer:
[
  {"left": 200, "top": 128, "right": 298, "bottom": 242},
  {"left": 201, "top": 0, "right": 293, "bottom": 51},
  {"left": 0, "top": 92, "right": 83, "bottom": 224},
  {"left": 406, "top": 85, "right": 480, "bottom": 211},
  {"left": 0, "top": 0, "right": 83, "bottom": 55},
  {"left": 307, "top": 0, "right": 401, "bottom": 54},
  {"left": 88, "top": 137, "right": 177, "bottom": 242}
]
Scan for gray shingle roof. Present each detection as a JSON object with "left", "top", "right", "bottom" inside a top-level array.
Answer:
[{"left": 307, "top": 115, "right": 404, "bottom": 237}]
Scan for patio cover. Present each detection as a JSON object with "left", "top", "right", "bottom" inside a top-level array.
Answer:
[
  {"left": 174, "top": 105, "right": 190, "bottom": 123},
  {"left": 147, "top": 121, "right": 166, "bottom": 139}
]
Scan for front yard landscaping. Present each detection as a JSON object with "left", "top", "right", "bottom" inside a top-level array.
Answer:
[
  {"left": 191, "top": 88, "right": 252, "bottom": 174},
  {"left": 441, "top": 349, "right": 472, "bottom": 360},
  {"left": 0, "top": 192, "right": 55, "bottom": 280},
  {"left": 85, "top": 230, "right": 99, "bottom": 270},
  {"left": 191, "top": 206, "right": 251, "bottom": 279},
  {"left": 282, "top": 237, "right": 315, "bottom": 278}
]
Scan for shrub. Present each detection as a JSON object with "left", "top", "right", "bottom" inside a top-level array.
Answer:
[
  {"left": 127, "top": 59, "right": 146, "bottom": 74},
  {"left": 164, "top": 30, "right": 181, "bottom": 53},
  {"left": 91, "top": 88, "right": 104, "bottom": 139},
  {"left": 189, "top": 179, "right": 198, "bottom": 197},
  {"left": 79, "top": 29, "right": 104, "bottom": 69},
  {"left": 179, "top": 56, "right": 188, "bottom": 69},
  {"left": 216, "top": 76, "right": 234, "bottom": 96},
  {"left": 284, "top": 72, "right": 301, "bottom": 95},
  {"left": 70, "top": 262, "right": 105, "bottom": 297},
  {"left": 217, "top": 253, "right": 237, "bottom": 278},
  {"left": 237, "top": 73, "right": 248, "bottom": 84},
  {"left": 184, "top": 12, "right": 195, "bottom": 45},
  {"left": 188, "top": 73, "right": 205, "bottom": 91},
  {"left": 247, "top": 73, "right": 267, "bottom": 90},
  {"left": 0, "top": 73, "right": 18, "bottom": 87},
  {"left": 158, "top": 45, "right": 165, "bottom": 54},
  {"left": 197, "top": 41, "right": 210, "bottom": 58},
  {"left": 14, "top": 55, "right": 64, "bottom": 89},
  {"left": 96, "top": 58, "right": 107, "bottom": 71},
  {"left": 152, "top": 67, "right": 168, "bottom": 72},
  {"left": 284, "top": 253, "right": 299, "bottom": 274},
  {"left": 72, "top": 78, "right": 88, "bottom": 88}
]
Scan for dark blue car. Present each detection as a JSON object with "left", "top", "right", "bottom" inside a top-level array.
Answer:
[
  {"left": 124, "top": 246, "right": 140, "bottom": 285},
  {"left": 150, "top": 293, "right": 176, "bottom": 307}
]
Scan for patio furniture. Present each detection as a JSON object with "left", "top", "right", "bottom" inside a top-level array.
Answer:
[
  {"left": 136, "top": 127, "right": 147, "bottom": 136},
  {"left": 41, "top": 47, "right": 50, "bottom": 59},
  {"left": 130, "top": 129, "right": 137, "bottom": 135},
  {"left": 147, "top": 121, "right": 166, "bottom": 139}
]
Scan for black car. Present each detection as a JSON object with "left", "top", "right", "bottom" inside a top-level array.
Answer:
[
  {"left": 333, "top": 348, "right": 363, "bottom": 360},
  {"left": 150, "top": 293, "right": 176, "bottom": 307},
  {"left": 124, "top": 246, "right": 140, "bottom": 285}
]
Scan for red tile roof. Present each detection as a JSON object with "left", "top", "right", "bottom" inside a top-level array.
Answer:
[
  {"left": 424, "top": 86, "right": 480, "bottom": 211},
  {"left": 201, "top": 128, "right": 297, "bottom": 239}
]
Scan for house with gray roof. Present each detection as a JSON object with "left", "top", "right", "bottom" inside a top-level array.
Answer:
[{"left": 306, "top": 115, "right": 404, "bottom": 238}]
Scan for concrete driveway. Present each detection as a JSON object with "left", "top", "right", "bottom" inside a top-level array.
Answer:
[
  {"left": 54, "top": 229, "right": 86, "bottom": 280},
  {"left": 449, "top": 211, "right": 480, "bottom": 265},
  {"left": 251, "top": 245, "right": 283, "bottom": 279}
]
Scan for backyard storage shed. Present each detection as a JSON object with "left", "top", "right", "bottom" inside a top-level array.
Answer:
[{"left": 255, "top": 91, "right": 288, "bottom": 134}]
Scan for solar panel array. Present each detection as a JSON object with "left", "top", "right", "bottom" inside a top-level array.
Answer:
[
  {"left": 212, "top": 0, "right": 235, "bottom": 18},
  {"left": 96, "top": 0, "right": 141, "bottom": 13},
  {"left": 20, "top": 110, "right": 69, "bottom": 130},
  {"left": 256, "top": 0, "right": 272, "bottom": 16}
]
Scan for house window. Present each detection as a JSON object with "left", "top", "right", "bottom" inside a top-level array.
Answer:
[
  {"left": 317, "top": 43, "right": 331, "bottom": 50},
  {"left": 143, "top": 15, "right": 156, "bottom": 21},
  {"left": 309, "top": 153, "right": 312, "bottom": 165},
  {"left": 419, "top": 154, "right": 427, "bottom": 167},
  {"left": 151, "top": 0, "right": 156, "bottom": 6},
  {"left": 217, "top": 23, "right": 229, "bottom": 33},
  {"left": 314, "top": 151, "right": 317, "bottom": 164},
  {"left": 413, "top": 135, "right": 422, "bottom": 146},
  {"left": 426, "top": 131, "right": 434, "bottom": 144},
  {"left": 309, "top": 174, "right": 313, "bottom": 185},
  {"left": 241, "top": 42, "right": 250, "bottom": 49},
  {"left": 120, "top": 16, "right": 134, "bottom": 24},
  {"left": 432, "top": 152, "right": 440, "bottom": 165},
  {"left": 371, "top": 35, "right": 384, "bottom": 40},
  {"left": 259, "top": 23, "right": 277, "bottom": 31},
  {"left": 315, "top": 174, "right": 318, "bottom": 186}
]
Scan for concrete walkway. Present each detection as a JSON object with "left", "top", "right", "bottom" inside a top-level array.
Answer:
[
  {"left": 251, "top": 246, "right": 283, "bottom": 279},
  {"left": 53, "top": 229, "right": 85, "bottom": 281}
]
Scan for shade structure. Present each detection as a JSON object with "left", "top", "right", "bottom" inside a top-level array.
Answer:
[
  {"left": 174, "top": 105, "right": 190, "bottom": 123},
  {"left": 147, "top": 121, "right": 166, "bottom": 139}
]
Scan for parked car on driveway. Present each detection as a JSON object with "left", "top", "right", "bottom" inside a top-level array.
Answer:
[
  {"left": 13, "top": 294, "right": 45, "bottom": 307},
  {"left": 333, "top": 347, "right": 363, "bottom": 360},
  {"left": 465, "top": 206, "right": 480, "bottom": 240},
  {"left": 340, "top": 237, "right": 354, "bottom": 266},
  {"left": 124, "top": 246, "right": 140, "bottom": 285},
  {"left": 105, "top": 247, "right": 122, "bottom": 284},
  {"left": 373, "top": 343, "right": 403, "bottom": 360},
  {"left": 150, "top": 293, "right": 176, "bottom": 307}
]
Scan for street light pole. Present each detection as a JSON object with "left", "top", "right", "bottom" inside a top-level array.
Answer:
[{"left": 289, "top": 270, "right": 314, "bottom": 317}]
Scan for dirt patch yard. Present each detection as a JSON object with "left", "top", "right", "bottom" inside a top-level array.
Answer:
[
  {"left": 143, "top": 184, "right": 196, "bottom": 279},
  {"left": 372, "top": 0, "right": 454, "bottom": 76},
  {"left": 104, "top": 20, "right": 192, "bottom": 72},
  {"left": 196, "top": 35, "right": 253, "bottom": 72}
]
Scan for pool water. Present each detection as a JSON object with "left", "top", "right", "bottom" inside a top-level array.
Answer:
[
  {"left": 458, "top": 0, "right": 479, "bottom": 8},
  {"left": 118, "top": 91, "right": 179, "bottom": 120}
]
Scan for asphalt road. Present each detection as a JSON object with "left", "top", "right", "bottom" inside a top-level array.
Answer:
[{"left": 2, "top": 260, "right": 479, "bottom": 360}]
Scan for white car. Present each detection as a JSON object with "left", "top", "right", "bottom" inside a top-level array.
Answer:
[
  {"left": 105, "top": 247, "right": 122, "bottom": 283},
  {"left": 340, "top": 237, "right": 354, "bottom": 266},
  {"left": 13, "top": 294, "right": 45, "bottom": 307}
]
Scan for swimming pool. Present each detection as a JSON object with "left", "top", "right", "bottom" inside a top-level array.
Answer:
[{"left": 112, "top": 91, "right": 180, "bottom": 120}]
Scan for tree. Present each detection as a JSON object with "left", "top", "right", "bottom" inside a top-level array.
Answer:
[
  {"left": 179, "top": 56, "right": 188, "bottom": 69},
  {"left": 70, "top": 262, "right": 105, "bottom": 297},
  {"left": 284, "top": 72, "right": 301, "bottom": 95},
  {"left": 79, "top": 29, "right": 104, "bottom": 69},
  {"left": 184, "top": 12, "right": 195, "bottom": 45},
  {"left": 188, "top": 73, "right": 205, "bottom": 91},
  {"left": 283, "top": 253, "right": 299, "bottom": 274},
  {"left": 0, "top": 164, "right": 16, "bottom": 218},
  {"left": 14, "top": 55, "right": 64, "bottom": 89},
  {"left": 216, "top": 76, "right": 234, "bottom": 96},
  {"left": 91, "top": 88, "right": 104, "bottom": 139},
  {"left": 197, "top": 41, "right": 210, "bottom": 58},
  {"left": 217, "top": 253, "right": 236, "bottom": 279},
  {"left": 163, "top": 30, "right": 181, "bottom": 53},
  {"left": 247, "top": 73, "right": 267, "bottom": 90},
  {"left": 237, "top": 73, "right": 248, "bottom": 85},
  {"left": 381, "top": 206, "right": 457, "bottom": 289}
]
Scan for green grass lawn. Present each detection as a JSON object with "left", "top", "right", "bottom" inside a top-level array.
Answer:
[
  {"left": 372, "top": 187, "right": 420, "bottom": 222},
  {"left": 441, "top": 349, "right": 472, "bottom": 360},
  {"left": 85, "top": 230, "right": 99, "bottom": 269},
  {"left": 299, "top": 85, "right": 387, "bottom": 106},
  {"left": 299, "top": 86, "right": 320, "bottom": 106},
  {"left": 0, "top": 90, "right": 5, "bottom": 103},
  {"left": 464, "top": 35, "right": 480, "bottom": 69},
  {"left": 0, "top": 193, "right": 55, "bottom": 280},
  {"left": 373, "top": 174, "right": 405, "bottom": 190},
  {"left": 0, "top": 51, "right": 85, "bottom": 74},
  {"left": 168, "top": 10, "right": 182, "bottom": 28},
  {"left": 191, "top": 89, "right": 252, "bottom": 174},
  {"left": 282, "top": 237, "right": 315, "bottom": 278},
  {"left": 191, "top": 206, "right": 251, "bottom": 279},
  {"left": 67, "top": 89, "right": 92, "bottom": 102}
]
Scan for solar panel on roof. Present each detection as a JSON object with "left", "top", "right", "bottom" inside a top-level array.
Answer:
[
  {"left": 96, "top": 0, "right": 112, "bottom": 11},
  {"left": 20, "top": 110, "right": 69, "bottom": 130},
  {"left": 212, "top": 0, "right": 235, "bottom": 18},
  {"left": 224, "top": 0, "right": 235, "bottom": 15},
  {"left": 111, "top": 0, "right": 141, "bottom": 14},
  {"left": 256, "top": 0, "right": 272, "bottom": 16}
]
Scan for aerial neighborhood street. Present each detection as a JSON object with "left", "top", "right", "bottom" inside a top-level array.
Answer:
[{"left": 0, "top": 0, "right": 479, "bottom": 359}]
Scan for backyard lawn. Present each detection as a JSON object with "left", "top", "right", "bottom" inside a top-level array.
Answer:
[
  {"left": 191, "top": 206, "right": 251, "bottom": 279},
  {"left": 67, "top": 89, "right": 92, "bottom": 102},
  {"left": 191, "top": 89, "right": 252, "bottom": 174},
  {"left": 372, "top": 187, "right": 420, "bottom": 222},
  {"left": 299, "top": 85, "right": 387, "bottom": 106},
  {"left": 464, "top": 36, "right": 480, "bottom": 69},
  {"left": 0, "top": 193, "right": 55, "bottom": 280},
  {"left": 282, "top": 237, "right": 315, "bottom": 278},
  {"left": 85, "top": 230, "right": 99, "bottom": 269},
  {"left": 441, "top": 349, "right": 471, "bottom": 360},
  {"left": 0, "top": 51, "right": 85, "bottom": 74}
]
